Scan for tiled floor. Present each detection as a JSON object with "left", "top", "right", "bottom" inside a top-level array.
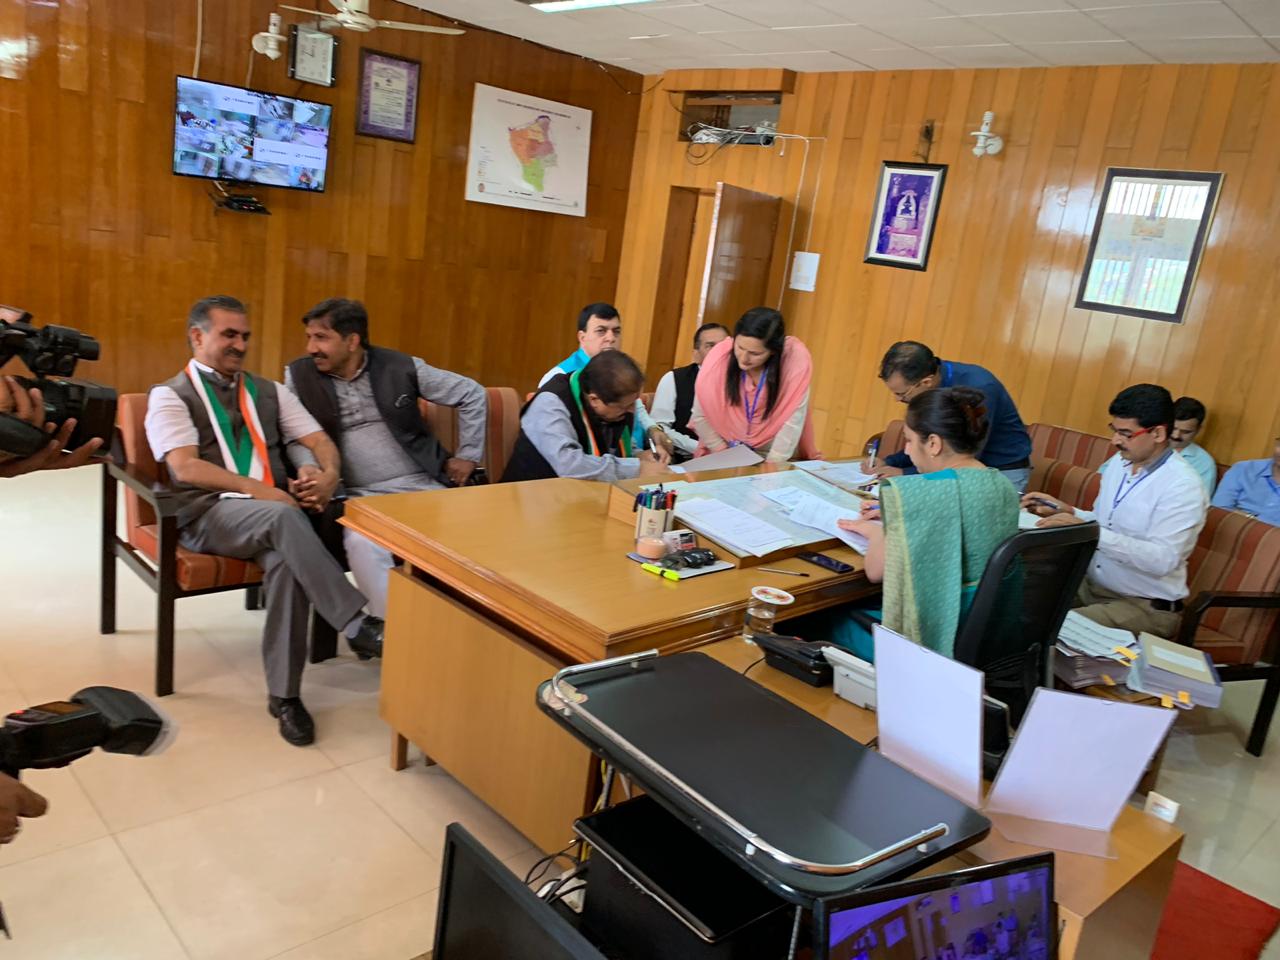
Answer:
[{"left": 1, "top": 467, "right": 1278, "bottom": 958}]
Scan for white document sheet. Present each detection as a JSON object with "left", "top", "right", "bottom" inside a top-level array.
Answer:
[
  {"left": 1018, "top": 510, "right": 1043, "bottom": 530},
  {"left": 874, "top": 624, "right": 984, "bottom": 808},
  {"left": 674, "top": 497, "right": 793, "bottom": 556},
  {"left": 985, "top": 687, "right": 1175, "bottom": 832},
  {"left": 788, "top": 492, "right": 875, "bottom": 555},
  {"left": 795, "top": 460, "right": 879, "bottom": 488},
  {"left": 1057, "top": 611, "right": 1137, "bottom": 659},
  {"left": 667, "top": 445, "right": 764, "bottom": 474}
]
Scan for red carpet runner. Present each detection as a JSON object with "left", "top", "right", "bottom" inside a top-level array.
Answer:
[{"left": 1152, "top": 863, "right": 1280, "bottom": 959}]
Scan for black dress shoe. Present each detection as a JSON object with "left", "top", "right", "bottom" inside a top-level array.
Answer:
[
  {"left": 348, "top": 615, "right": 384, "bottom": 660},
  {"left": 268, "top": 696, "right": 315, "bottom": 747}
]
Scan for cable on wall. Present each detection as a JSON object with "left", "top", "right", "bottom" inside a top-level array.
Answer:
[{"left": 193, "top": 0, "right": 204, "bottom": 78}]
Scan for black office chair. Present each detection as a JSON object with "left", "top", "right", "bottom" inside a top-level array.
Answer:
[{"left": 951, "top": 524, "right": 1100, "bottom": 773}]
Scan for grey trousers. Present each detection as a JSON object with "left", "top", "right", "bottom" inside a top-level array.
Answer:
[
  {"left": 1073, "top": 579, "right": 1181, "bottom": 639},
  {"left": 180, "top": 498, "right": 367, "bottom": 698}
]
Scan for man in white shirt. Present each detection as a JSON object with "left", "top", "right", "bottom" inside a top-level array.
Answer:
[
  {"left": 1096, "top": 395, "right": 1217, "bottom": 495},
  {"left": 1023, "top": 384, "right": 1209, "bottom": 638},
  {"left": 538, "top": 302, "right": 673, "bottom": 456},
  {"left": 144, "top": 296, "right": 382, "bottom": 747},
  {"left": 649, "top": 322, "right": 729, "bottom": 459}
]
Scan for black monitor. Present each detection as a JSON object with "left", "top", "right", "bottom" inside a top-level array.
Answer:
[
  {"left": 813, "top": 853, "right": 1055, "bottom": 960},
  {"left": 433, "top": 823, "right": 607, "bottom": 960}
]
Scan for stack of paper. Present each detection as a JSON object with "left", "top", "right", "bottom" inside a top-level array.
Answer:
[
  {"left": 1126, "top": 633, "right": 1223, "bottom": 708},
  {"left": 1053, "top": 612, "right": 1137, "bottom": 689},
  {"left": 792, "top": 460, "right": 880, "bottom": 497},
  {"left": 673, "top": 497, "right": 793, "bottom": 557},
  {"left": 786, "top": 491, "right": 875, "bottom": 555},
  {"left": 1018, "top": 509, "right": 1044, "bottom": 530}
]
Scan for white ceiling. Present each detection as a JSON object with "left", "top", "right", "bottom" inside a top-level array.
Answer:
[{"left": 395, "top": 0, "right": 1280, "bottom": 74}]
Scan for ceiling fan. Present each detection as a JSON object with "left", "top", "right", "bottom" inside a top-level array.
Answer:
[{"left": 278, "top": 0, "right": 465, "bottom": 35}]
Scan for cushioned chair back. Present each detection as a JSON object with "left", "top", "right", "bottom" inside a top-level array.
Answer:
[
  {"left": 117, "top": 393, "right": 161, "bottom": 533},
  {"left": 1033, "top": 461, "right": 1101, "bottom": 511},
  {"left": 954, "top": 524, "right": 1100, "bottom": 723},
  {"left": 867, "top": 420, "right": 908, "bottom": 459},
  {"left": 418, "top": 398, "right": 457, "bottom": 455},
  {"left": 1029, "top": 423, "right": 1113, "bottom": 471},
  {"left": 1187, "top": 507, "right": 1280, "bottom": 663},
  {"left": 418, "top": 387, "right": 522, "bottom": 480},
  {"left": 484, "top": 387, "right": 520, "bottom": 481}
]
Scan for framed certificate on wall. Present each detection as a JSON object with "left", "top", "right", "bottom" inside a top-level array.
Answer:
[{"left": 356, "top": 49, "right": 420, "bottom": 143}]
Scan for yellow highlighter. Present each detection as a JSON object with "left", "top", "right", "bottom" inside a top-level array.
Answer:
[{"left": 641, "top": 563, "right": 680, "bottom": 582}]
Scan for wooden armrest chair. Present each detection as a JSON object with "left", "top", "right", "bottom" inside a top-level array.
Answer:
[{"left": 101, "top": 393, "right": 336, "bottom": 696}]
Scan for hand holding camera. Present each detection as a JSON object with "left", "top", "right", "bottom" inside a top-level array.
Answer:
[
  {"left": 0, "top": 307, "right": 116, "bottom": 477},
  {"left": 0, "top": 376, "right": 103, "bottom": 478}
]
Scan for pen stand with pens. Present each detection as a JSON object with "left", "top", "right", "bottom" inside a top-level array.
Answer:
[{"left": 635, "top": 505, "right": 673, "bottom": 539}]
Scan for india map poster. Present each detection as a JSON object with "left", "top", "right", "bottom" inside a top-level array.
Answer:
[{"left": 463, "top": 83, "right": 592, "bottom": 218}]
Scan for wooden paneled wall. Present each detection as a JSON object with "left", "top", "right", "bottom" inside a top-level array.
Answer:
[
  {"left": 0, "top": 0, "right": 639, "bottom": 395},
  {"left": 616, "top": 64, "right": 1280, "bottom": 465}
]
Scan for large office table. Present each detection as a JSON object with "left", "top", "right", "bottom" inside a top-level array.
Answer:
[
  {"left": 342, "top": 474, "right": 874, "bottom": 854},
  {"left": 344, "top": 474, "right": 1181, "bottom": 960}
]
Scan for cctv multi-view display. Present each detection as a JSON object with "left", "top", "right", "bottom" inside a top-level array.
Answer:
[{"left": 173, "top": 76, "right": 332, "bottom": 192}]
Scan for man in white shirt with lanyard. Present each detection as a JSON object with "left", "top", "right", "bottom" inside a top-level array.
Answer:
[{"left": 1022, "top": 384, "right": 1209, "bottom": 639}]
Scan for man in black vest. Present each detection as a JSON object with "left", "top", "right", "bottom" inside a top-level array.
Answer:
[
  {"left": 502, "top": 351, "right": 668, "bottom": 483},
  {"left": 144, "top": 296, "right": 383, "bottom": 747},
  {"left": 649, "top": 322, "right": 729, "bottom": 460},
  {"left": 286, "top": 298, "right": 486, "bottom": 623}
]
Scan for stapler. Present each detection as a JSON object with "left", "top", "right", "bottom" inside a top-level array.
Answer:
[{"left": 753, "top": 632, "right": 834, "bottom": 687}]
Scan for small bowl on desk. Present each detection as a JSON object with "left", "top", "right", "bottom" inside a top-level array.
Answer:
[{"left": 635, "top": 536, "right": 667, "bottom": 560}]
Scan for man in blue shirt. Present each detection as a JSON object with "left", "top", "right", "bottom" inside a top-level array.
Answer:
[
  {"left": 1169, "top": 396, "right": 1218, "bottom": 495},
  {"left": 1212, "top": 438, "right": 1280, "bottom": 526},
  {"left": 871, "top": 341, "right": 1033, "bottom": 491}
]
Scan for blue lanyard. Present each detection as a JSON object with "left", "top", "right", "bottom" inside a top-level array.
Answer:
[
  {"left": 1111, "top": 449, "right": 1173, "bottom": 512},
  {"left": 742, "top": 370, "right": 768, "bottom": 425}
]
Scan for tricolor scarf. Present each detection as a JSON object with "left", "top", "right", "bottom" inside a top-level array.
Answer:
[
  {"left": 569, "top": 369, "right": 633, "bottom": 458},
  {"left": 184, "top": 359, "right": 274, "bottom": 486}
]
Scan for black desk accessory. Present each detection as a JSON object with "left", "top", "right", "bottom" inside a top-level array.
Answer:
[
  {"left": 753, "top": 632, "right": 833, "bottom": 687},
  {"left": 537, "top": 651, "right": 991, "bottom": 905},
  {"left": 576, "top": 795, "right": 794, "bottom": 958},
  {"left": 796, "top": 551, "right": 854, "bottom": 574},
  {"left": 433, "top": 823, "right": 606, "bottom": 959}
]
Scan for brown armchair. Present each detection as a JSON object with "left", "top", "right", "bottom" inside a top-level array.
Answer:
[{"left": 101, "top": 394, "right": 264, "bottom": 697}]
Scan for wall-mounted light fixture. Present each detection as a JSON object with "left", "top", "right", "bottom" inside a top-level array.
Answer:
[{"left": 970, "top": 111, "right": 1004, "bottom": 158}]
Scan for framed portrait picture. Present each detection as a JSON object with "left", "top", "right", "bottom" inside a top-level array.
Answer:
[
  {"left": 356, "top": 49, "right": 420, "bottom": 143},
  {"left": 864, "top": 162, "right": 947, "bottom": 271},
  {"left": 1075, "top": 168, "right": 1223, "bottom": 323}
]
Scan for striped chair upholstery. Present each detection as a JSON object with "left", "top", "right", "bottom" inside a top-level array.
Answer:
[
  {"left": 1185, "top": 508, "right": 1280, "bottom": 665},
  {"left": 1029, "top": 423, "right": 1113, "bottom": 471},
  {"left": 116, "top": 394, "right": 262, "bottom": 590},
  {"left": 1031, "top": 461, "right": 1102, "bottom": 512}
]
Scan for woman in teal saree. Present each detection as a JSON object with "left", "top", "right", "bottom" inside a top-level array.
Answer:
[{"left": 794, "top": 386, "right": 1019, "bottom": 661}]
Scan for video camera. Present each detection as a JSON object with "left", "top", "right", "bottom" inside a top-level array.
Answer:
[
  {"left": 0, "top": 307, "right": 116, "bottom": 458},
  {"left": 0, "top": 686, "right": 173, "bottom": 779}
]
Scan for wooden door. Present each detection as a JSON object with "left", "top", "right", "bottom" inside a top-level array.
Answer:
[{"left": 698, "top": 182, "right": 782, "bottom": 330}]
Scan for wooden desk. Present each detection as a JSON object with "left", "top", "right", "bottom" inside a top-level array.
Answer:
[
  {"left": 703, "top": 638, "right": 1183, "bottom": 960},
  {"left": 343, "top": 477, "right": 873, "bottom": 853}
]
